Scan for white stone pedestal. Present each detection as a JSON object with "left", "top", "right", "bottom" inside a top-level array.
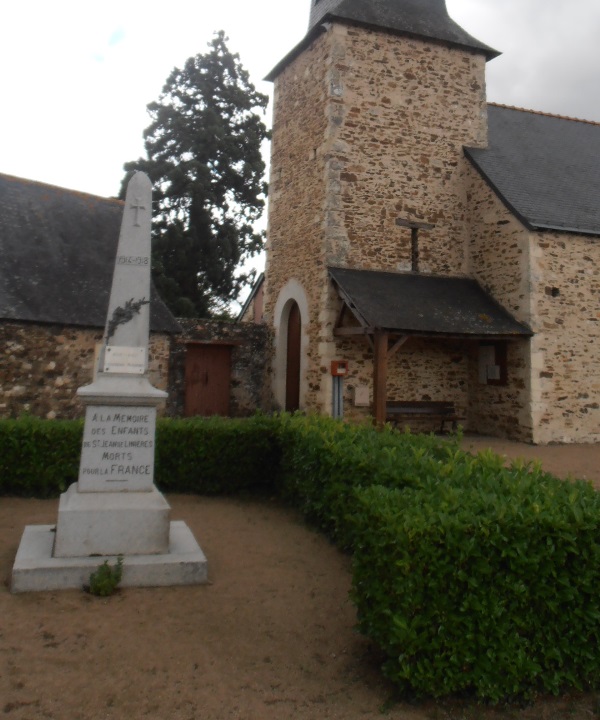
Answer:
[
  {"left": 54, "top": 483, "right": 170, "bottom": 557},
  {"left": 11, "top": 397, "right": 209, "bottom": 592},
  {"left": 11, "top": 521, "right": 207, "bottom": 593}
]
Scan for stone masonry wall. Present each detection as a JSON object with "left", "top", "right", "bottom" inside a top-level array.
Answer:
[
  {"left": 335, "top": 325, "right": 471, "bottom": 431},
  {"left": 263, "top": 29, "right": 331, "bottom": 410},
  {"left": 324, "top": 24, "right": 489, "bottom": 274},
  {"left": 466, "top": 162, "right": 600, "bottom": 443},
  {"left": 530, "top": 231, "right": 600, "bottom": 443},
  {"left": 168, "top": 319, "right": 272, "bottom": 418},
  {"left": 265, "top": 23, "right": 490, "bottom": 418},
  {"left": 0, "top": 321, "right": 171, "bottom": 420},
  {"left": 465, "top": 338, "right": 531, "bottom": 441},
  {"left": 465, "top": 164, "right": 534, "bottom": 441}
]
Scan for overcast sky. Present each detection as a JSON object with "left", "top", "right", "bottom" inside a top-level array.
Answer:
[
  {"left": 2, "top": 0, "right": 599, "bottom": 200},
  {"left": 2, "top": 0, "right": 599, "bottom": 304}
]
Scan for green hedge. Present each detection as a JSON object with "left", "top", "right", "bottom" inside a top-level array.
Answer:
[
  {"left": 0, "top": 414, "right": 280, "bottom": 498},
  {"left": 154, "top": 414, "right": 280, "bottom": 495},
  {"left": 0, "top": 416, "right": 83, "bottom": 497},
  {"left": 277, "top": 413, "right": 458, "bottom": 548},
  {"left": 350, "top": 455, "right": 600, "bottom": 702},
  {"left": 278, "top": 416, "right": 600, "bottom": 701},
  {"left": 2, "top": 413, "right": 599, "bottom": 703}
]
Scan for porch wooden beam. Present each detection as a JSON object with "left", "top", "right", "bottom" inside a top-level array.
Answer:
[
  {"left": 330, "top": 281, "right": 370, "bottom": 329},
  {"left": 333, "top": 326, "right": 375, "bottom": 336},
  {"left": 334, "top": 302, "right": 347, "bottom": 330},
  {"left": 373, "top": 331, "right": 389, "bottom": 427},
  {"left": 388, "top": 335, "right": 409, "bottom": 357}
]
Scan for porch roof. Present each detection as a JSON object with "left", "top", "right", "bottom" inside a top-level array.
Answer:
[{"left": 328, "top": 266, "right": 532, "bottom": 339}]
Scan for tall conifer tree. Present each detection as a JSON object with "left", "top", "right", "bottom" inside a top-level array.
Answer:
[{"left": 121, "top": 32, "right": 268, "bottom": 317}]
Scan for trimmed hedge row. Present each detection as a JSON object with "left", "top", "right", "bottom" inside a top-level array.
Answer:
[
  {"left": 350, "top": 469, "right": 600, "bottom": 701},
  {"left": 0, "top": 416, "right": 83, "bottom": 497},
  {"left": 277, "top": 413, "right": 458, "bottom": 548},
  {"left": 2, "top": 413, "right": 600, "bottom": 702},
  {"left": 278, "top": 415, "right": 600, "bottom": 701},
  {"left": 0, "top": 415, "right": 280, "bottom": 498},
  {"left": 154, "top": 415, "right": 280, "bottom": 495}
]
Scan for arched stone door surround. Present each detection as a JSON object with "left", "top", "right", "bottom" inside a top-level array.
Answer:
[{"left": 272, "top": 280, "right": 309, "bottom": 411}]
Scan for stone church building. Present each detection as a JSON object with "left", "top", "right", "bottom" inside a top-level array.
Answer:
[{"left": 259, "top": 0, "right": 600, "bottom": 444}]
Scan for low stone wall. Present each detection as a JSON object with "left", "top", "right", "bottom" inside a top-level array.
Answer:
[
  {"left": 167, "top": 319, "right": 273, "bottom": 418},
  {"left": 0, "top": 321, "right": 171, "bottom": 420}
]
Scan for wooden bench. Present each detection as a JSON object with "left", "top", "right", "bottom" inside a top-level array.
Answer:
[{"left": 385, "top": 400, "right": 460, "bottom": 433}]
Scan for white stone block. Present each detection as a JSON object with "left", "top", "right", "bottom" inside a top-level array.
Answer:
[
  {"left": 11, "top": 521, "right": 208, "bottom": 593},
  {"left": 54, "top": 483, "right": 170, "bottom": 558},
  {"left": 353, "top": 384, "right": 370, "bottom": 407}
]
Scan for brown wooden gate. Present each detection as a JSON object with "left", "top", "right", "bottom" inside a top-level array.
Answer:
[
  {"left": 184, "top": 343, "right": 232, "bottom": 417},
  {"left": 285, "top": 302, "right": 301, "bottom": 412}
]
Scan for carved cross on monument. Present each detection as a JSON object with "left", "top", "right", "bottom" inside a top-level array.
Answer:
[
  {"left": 130, "top": 196, "right": 146, "bottom": 227},
  {"left": 395, "top": 217, "right": 435, "bottom": 272}
]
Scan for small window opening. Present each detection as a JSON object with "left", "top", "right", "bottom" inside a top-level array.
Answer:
[{"left": 478, "top": 341, "right": 508, "bottom": 386}]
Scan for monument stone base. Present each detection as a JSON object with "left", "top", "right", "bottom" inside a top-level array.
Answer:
[
  {"left": 11, "top": 520, "right": 208, "bottom": 593},
  {"left": 54, "top": 483, "right": 170, "bottom": 557}
]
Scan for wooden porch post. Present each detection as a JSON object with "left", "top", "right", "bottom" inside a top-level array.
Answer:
[{"left": 373, "top": 331, "right": 389, "bottom": 426}]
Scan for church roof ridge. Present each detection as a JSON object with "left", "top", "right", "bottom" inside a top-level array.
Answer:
[
  {"left": 466, "top": 104, "right": 600, "bottom": 237},
  {"left": 488, "top": 102, "right": 600, "bottom": 128},
  {"left": 0, "top": 172, "right": 124, "bottom": 206},
  {"left": 0, "top": 172, "right": 179, "bottom": 332}
]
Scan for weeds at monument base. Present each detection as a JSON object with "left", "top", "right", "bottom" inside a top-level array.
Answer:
[
  {"left": 85, "top": 555, "right": 124, "bottom": 597},
  {"left": 3, "top": 413, "right": 600, "bottom": 702}
]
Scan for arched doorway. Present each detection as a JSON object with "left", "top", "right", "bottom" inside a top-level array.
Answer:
[
  {"left": 285, "top": 301, "right": 301, "bottom": 411},
  {"left": 273, "top": 280, "right": 309, "bottom": 412}
]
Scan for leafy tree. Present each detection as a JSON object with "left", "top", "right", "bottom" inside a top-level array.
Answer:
[{"left": 121, "top": 32, "right": 269, "bottom": 317}]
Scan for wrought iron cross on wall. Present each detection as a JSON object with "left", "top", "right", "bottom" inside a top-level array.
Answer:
[{"left": 395, "top": 218, "right": 435, "bottom": 272}]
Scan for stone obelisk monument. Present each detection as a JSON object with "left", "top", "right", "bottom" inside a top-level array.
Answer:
[{"left": 11, "top": 172, "right": 207, "bottom": 592}]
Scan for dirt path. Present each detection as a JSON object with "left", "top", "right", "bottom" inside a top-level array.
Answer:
[{"left": 1, "top": 438, "right": 599, "bottom": 719}]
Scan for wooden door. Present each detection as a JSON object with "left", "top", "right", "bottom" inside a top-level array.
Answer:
[
  {"left": 184, "top": 344, "right": 231, "bottom": 417},
  {"left": 285, "top": 302, "right": 301, "bottom": 412}
]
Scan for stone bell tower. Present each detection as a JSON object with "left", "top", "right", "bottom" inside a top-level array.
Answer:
[{"left": 263, "top": 0, "right": 498, "bottom": 415}]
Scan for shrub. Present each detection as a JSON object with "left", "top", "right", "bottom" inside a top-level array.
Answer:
[
  {"left": 0, "top": 416, "right": 82, "bottom": 497},
  {"left": 0, "top": 413, "right": 281, "bottom": 498},
  {"left": 154, "top": 413, "right": 281, "bottom": 495},
  {"left": 350, "top": 454, "right": 600, "bottom": 702},
  {"left": 4, "top": 412, "right": 600, "bottom": 703},
  {"left": 278, "top": 413, "right": 460, "bottom": 548}
]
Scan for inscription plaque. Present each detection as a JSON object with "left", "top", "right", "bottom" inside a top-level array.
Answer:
[
  {"left": 78, "top": 405, "right": 157, "bottom": 492},
  {"left": 104, "top": 345, "right": 146, "bottom": 374}
]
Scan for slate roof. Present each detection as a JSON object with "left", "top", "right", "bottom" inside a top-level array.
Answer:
[
  {"left": 466, "top": 105, "right": 600, "bottom": 237},
  {"left": 329, "top": 266, "right": 532, "bottom": 337},
  {"left": 266, "top": 0, "right": 498, "bottom": 81},
  {"left": 0, "top": 173, "right": 180, "bottom": 332},
  {"left": 237, "top": 272, "right": 264, "bottom": 322}
]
